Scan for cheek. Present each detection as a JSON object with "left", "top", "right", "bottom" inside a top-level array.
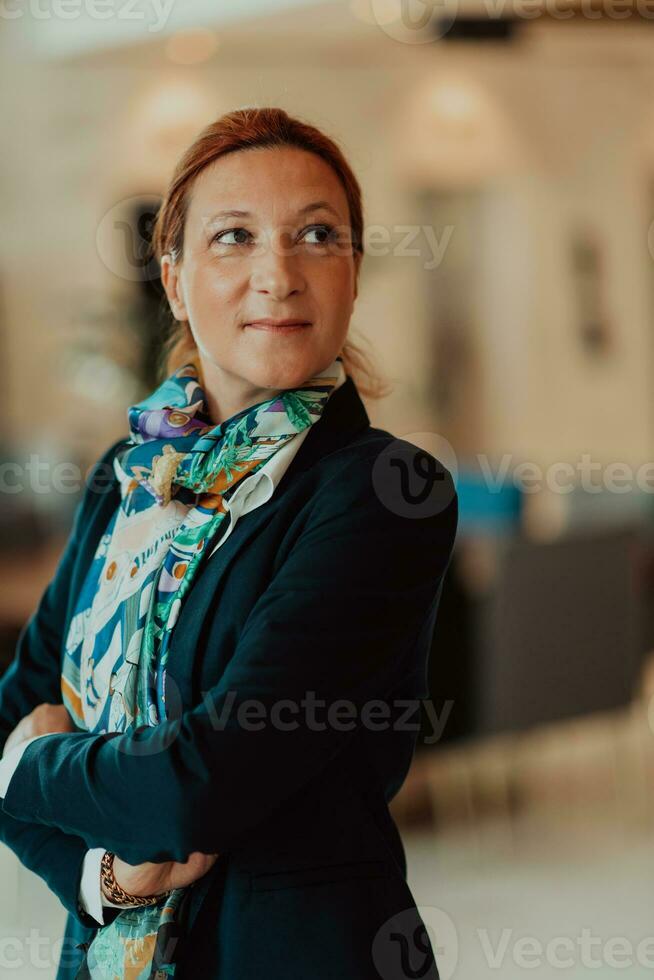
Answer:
[
  {"left": 192, "top": 265, "right": 236, "bottom": 307},
  {"left": 184, "top": 265, "right": 240, "bottom": 334},
  {"left": 313, "top": 260, "right": 355, "bottom": 310}
]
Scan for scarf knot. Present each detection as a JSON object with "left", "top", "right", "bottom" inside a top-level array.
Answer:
[{"left": 149, "top": 445, "right": 187, "bottom": 508}]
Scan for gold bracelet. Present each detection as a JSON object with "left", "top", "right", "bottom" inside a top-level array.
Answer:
[{"left": 100, "top": 851, "right": 171, "bottom": 908}]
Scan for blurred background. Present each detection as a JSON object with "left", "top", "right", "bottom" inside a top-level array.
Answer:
[{"left": 2, "top": 0, "right": 654, "bottom": 976}]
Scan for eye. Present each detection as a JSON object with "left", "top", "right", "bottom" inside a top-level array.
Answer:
[
  {"left": 211, "top": 227, "right": 252, "bottom": 246},
  {"left": 302, "top": 223, "right": 335, "bottom": 245}
]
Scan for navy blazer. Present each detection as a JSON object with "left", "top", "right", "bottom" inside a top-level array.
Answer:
[{"left": 0, "top": 373, "right": 458, "bottom": 980}]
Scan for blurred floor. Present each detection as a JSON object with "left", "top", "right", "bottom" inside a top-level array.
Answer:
[
  {"left": 0, "top": 849, "right": 67, "bottom": 979},
  {"left": 407, "top": 816, "right": 654, "bottom": 980}
]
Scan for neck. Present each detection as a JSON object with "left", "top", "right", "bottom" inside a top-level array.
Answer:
[{"left": 196, "top": 356, "right": 283, "bottom": 427}]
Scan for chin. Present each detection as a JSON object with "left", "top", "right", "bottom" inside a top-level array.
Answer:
[{"left": 247, "top": 355, "right": 322, "bottom": 391}]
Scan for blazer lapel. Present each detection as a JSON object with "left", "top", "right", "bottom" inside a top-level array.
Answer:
[
  {"left": 205, "top": 373, "right": 371, "bottom": 573},
  {"left": 217, "top": 371, "right": 369, "bottom": 545},
  {"left": 281, "top": 373, "right": 371, "bottom": 482}
]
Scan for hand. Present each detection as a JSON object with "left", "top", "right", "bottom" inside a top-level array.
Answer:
[
  {"left": 2, "top": 703, "right": 74, "bottom": 759},
  {"left": 106, "top": 851, "right": 220, "bottom": 903}
]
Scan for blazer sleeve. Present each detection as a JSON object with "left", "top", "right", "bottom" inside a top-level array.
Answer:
[
  {"left": 0, "top": 439, "right": 125, "bottom": 927},
  {"left": 1, "top": 449, "right": 459, "bottom": 866}
]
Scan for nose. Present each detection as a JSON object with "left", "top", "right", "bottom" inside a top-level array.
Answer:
[{"left": 249, "top": 230, "right": 306, "bottom": 301}]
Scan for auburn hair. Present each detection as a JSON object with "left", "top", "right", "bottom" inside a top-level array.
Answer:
[{"left": 150, "top": 106, "right": 391, "bottom": 399}]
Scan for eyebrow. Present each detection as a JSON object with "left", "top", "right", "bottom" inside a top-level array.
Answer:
[{"left": 207, "top": 201, "right": 342, "bottom": 223}]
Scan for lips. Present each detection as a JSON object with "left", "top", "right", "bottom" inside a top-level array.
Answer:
[
  {"left": 245, "top": 319, "right": 311, "bottom": 328},
  {"left": 245, "top": 319, "right": 312, "bottom": 333}
]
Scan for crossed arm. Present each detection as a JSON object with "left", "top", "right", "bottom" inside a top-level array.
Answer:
[
  {"left": 0, "top": 722, "right": 126, "bottom": 926},
  {"left": 0, "top": 448, "right": 458, "bottom": 904}
]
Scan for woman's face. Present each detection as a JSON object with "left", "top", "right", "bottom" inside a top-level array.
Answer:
[{"left": 161, "top": 145, "right": 361, "bottom": 411}]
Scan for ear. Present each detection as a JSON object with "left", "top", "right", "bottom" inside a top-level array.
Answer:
[{"left": 160, "top": 253, "right": 189, "bottom": 321}]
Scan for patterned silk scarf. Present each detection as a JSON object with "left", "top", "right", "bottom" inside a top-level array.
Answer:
[{"left": 62, "top": 356, "right": 345, "bottom": 979}]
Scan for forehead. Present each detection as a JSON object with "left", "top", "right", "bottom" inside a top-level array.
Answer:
[{"left": 185, "top": 145, "right": 349, "bottom": 224}]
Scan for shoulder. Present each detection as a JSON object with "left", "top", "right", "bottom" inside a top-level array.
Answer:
[
  {"left": 307, "top": 424, "right": 456, "bottom": 510},
  {"left": 292, "top": 425, "right": 459, "bottom": 575}
]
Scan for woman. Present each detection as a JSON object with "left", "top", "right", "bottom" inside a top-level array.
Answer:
[{"left": 0, "top": 107, "right": 458, "bottom": 980}]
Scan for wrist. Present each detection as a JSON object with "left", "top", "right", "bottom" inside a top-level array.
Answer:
[{"left": 100, "top": 851, "right": 171, "bottom": 907}]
